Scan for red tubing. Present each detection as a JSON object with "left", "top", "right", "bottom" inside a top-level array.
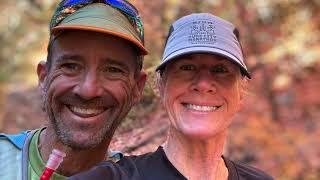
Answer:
[{"left": 40, "top": 168, "right": 54, "bottom": 180}]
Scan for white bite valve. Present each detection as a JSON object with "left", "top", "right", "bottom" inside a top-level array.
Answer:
[
  {"left": 46, "top": 149, "right": 66, "bottom": 170},
  {"left": 40, "top": 149, "right": 66, "bottom": 180}
]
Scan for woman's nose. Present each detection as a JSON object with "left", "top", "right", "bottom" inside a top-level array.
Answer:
[{"left": 191, "top": 70, "right": 217, "bottom": 94}]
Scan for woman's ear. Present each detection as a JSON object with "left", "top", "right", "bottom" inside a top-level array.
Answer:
[
  {"left": 238, "top": 94, "right": 244, "bottom": 109},
  {"left": 238, "top": 77, "right": 249, "bottom": 110},
  {"left": 156, "top": 73, "right": 164, "bottom": 98}
]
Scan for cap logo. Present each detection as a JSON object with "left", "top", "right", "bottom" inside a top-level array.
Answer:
[{"left": 188, "top": 20, "right": 217, "bottom": 44}]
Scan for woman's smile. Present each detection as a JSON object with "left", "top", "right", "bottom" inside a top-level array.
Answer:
[{"left": 182, "top": 103, "right": 221, "bottom": 112}]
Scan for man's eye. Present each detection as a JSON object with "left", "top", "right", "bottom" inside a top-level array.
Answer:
[
  {"left": 211, "top": 66, "right": 228, "bottom": 73},
  {"left": 180, "top": 64, "right": 195, "bottom": 71},
  {"left": 61, "top": 63, "right": 80, "bottom": 71},
  {"left": 104, "top": 66, "right": 124, "bottom": 73}
]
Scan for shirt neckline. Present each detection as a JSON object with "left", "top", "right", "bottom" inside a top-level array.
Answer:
[
  {"left": 29, "top": 128, "right": 66, "bottom": 179},
  {"left": 158, "top": 146, "right": 238, "bottom": 180}
]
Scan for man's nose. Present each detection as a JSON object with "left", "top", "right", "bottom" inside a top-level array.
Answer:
[
  {"left": 190, "top": 70, "right": 217, "bottom": 94},
  {"left": 74, "top": 71, "right": 103, "bottom": 100}
]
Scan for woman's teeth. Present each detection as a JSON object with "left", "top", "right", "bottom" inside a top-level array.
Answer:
[{"left": 184, "top": 104, "right": 219, "bottom": 112}]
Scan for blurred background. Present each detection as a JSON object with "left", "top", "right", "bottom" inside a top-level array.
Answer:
[{"left": 0, "top": 0, "right": 319, "bottom": 179}]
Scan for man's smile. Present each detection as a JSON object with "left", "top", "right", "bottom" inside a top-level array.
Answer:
[{"left": 67, "top": 105, "right": 107, "bottom": 118}]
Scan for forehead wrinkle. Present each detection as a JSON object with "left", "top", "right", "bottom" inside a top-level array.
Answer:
[
  {"left": 55, "top": 54, "right": 84, "bottom": 64},
  {"left": 175, "top": 53, "right": 229, "bottom": 62},
  {"left": 191, "top": 53, "right": 228, "bottom": 61},
  {"left": 173, "top": 53, "right": 228, "bottom": 65}
]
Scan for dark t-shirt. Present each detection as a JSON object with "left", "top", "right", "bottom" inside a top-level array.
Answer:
[{"left": 69, "top": 146, "right": 273, "bottom": 180}]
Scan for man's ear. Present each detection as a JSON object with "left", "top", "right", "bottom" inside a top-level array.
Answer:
[
  {"left": 132, "top": 71, "right": 147, "bottom": 104},
  {"left": 37, "top": 61, "right": 47, "bottom": 92}
]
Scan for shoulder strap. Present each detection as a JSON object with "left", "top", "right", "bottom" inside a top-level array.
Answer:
[
  {"left": 0, "top": 130, "right": 30, "bottom": 149},
  {"left": 0, "top": 130, "right": 35, "bottom": 180},
  {"left": 22, "top": 129, "right": 37, "bottom": 180},
  {"left": 108, "top": 150, "right": 123, "bottom": 163}
]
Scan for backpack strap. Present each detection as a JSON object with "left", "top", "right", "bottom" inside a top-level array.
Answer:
[
  {"left": 0, "top": 130, "right": 30, "bottom": 149},
  {"left": 1, "top": 130, "right": 123, "bottom": 179},
  {"left": 0, "top": 129, "right": 39, "bottom": 180},
  {"left": 0, "top": 130, "right": 35, "bottom": 180},
  {"left": 22, "top": 130, "right": 37, "bottom": 180},
  {"left": 108, "top": 150, "right": 123, "bottom": 163}
]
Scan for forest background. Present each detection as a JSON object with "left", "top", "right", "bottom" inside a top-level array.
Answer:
[{"left": 0, "top": 0, "right": 319, "bottom": 179}]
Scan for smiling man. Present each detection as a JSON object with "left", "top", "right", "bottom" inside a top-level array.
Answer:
[{"left": 0, "top": 0, "right": 147, "bottom": 179}]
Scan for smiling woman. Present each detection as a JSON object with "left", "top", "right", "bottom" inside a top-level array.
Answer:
[
  {"left": 147, "top": 14, "right": 272, "bottom": 180},
  {"left": 158, "top": 53, "right": 244, "bottom": 140}
]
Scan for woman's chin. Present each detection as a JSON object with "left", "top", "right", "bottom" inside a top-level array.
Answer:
[{"left": 178, "top": 127, "right": 226, "bottom": 140}]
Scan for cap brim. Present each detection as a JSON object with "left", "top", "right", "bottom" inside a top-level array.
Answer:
[
  {"left": 52, "top": 25, "right": 148, "bottom": 55},
  {"left": 157, "top": 47, "right": 251, "bottom": 79}
]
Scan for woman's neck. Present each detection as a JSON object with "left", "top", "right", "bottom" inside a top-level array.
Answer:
[{"left": 163, "top": 128, "right": 229, "bottom": 180}]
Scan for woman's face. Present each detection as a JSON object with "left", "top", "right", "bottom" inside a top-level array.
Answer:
[{"left": 159, "top": 53, "right": 244, "bottom": 139}]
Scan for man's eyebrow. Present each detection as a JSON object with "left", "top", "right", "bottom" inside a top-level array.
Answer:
[
  {"left": 103, "top": 58, "right": 130, "bottom": 71},
  {"left": 54, "top": 55, "right": 132, "bottom": 71},
  {"left": 55, "top": 54, "right": 83, "bottom": 63}
]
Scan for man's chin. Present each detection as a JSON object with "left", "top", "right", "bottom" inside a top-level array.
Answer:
[
  {"left": 65, "top": 141, "right": 99, "bottom": 150},
  {"left": 56, "top": 130, "right": 106, "bottom": 150},
  {"left": 62, "top": 137, "right": 103, "bottom": 150}
]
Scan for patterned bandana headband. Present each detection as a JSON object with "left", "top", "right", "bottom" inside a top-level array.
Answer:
[{"left": 50, "top": 0, "right": 144, "bottom": 43}]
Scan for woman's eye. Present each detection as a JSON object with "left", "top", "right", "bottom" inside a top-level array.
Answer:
[
  {"left": 180, "top": 64, "right": 195, "bottom": 71},
  {"left": 211, "top": 66, "right": 228, "bottom": 73}
]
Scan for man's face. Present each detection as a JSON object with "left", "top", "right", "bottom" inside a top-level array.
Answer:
[
  {"left": 38, "top": 31, "right": 146, "bottom": 149},
  {"left": 159, "top": 53, "right": 243, "bottom": 139}
]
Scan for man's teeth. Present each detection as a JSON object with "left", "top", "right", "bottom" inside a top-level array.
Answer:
[
  {"left": 184, "top": 104, "right": 219, "bottom": 112},
  {"left": 70, "top": 106, "right": 104, "bottom": 115}
]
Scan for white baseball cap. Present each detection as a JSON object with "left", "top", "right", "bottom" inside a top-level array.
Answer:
[{"left": 157, "top": 13, "right": 251, "bottom": 78}]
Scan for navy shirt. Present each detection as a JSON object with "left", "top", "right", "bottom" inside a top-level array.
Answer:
[{"left": 69, "top": 146, "right": 273, "bottom": 180}]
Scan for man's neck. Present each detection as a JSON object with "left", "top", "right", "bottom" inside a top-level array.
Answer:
[{"left": 38, "top": 127, "right": 110, "bottom": 177}]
